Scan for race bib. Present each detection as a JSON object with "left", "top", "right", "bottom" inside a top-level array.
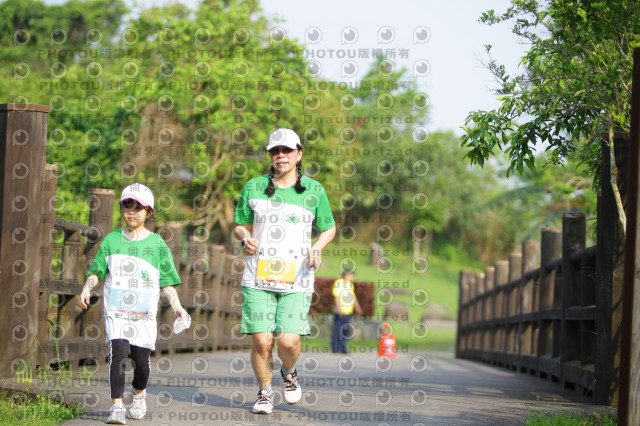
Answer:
[
  {"left": 107, "top": 288, "right": 151, "bottom": 318},
  {"left": 256, "top": 257, "right": 297, "bottom": 291}
]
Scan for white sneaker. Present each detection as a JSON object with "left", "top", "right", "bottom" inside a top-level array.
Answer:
[
  {"left": 127, "top": 389, "right": 147, "bottom": 419},
  {"left": 282, "top": 369, "right": 302, "bottom": 404},
  {"left": 252, "top": 389, "right": 274, "bottom": 414},
  {"left": 106, "top": 404, "right": 126, "bottom": 424}
]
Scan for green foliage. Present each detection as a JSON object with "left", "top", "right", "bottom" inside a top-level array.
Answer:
[
  {"left": 0, "top": 389, "right": 84, "bottom": 425},
  {"left": 484, "top": 155, "right": 596, "bottom": 239},
  {"left": 0, "top": 0, "right": 592, "bottom": 263},
  {"left": 524, "top": 409, "right": 616, "bottom": 426},
  {"left": 461, "top": 0, "right": 640, "bottom": 180}
]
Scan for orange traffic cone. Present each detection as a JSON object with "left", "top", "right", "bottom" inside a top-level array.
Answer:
[{"left": 378, "top": 322, "right": 397, "bottom": 358}]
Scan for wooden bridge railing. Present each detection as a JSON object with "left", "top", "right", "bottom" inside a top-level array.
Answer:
[
  {"left": 457, "top": 217, "right": 599, "bottom": 392},
  {"left": 457, "top": 133, "right": 630, "bottom": 406}
]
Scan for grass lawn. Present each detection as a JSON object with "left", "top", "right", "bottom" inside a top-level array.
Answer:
[
  {"left": 524, "top": 410, "right": 616, "bottom": 425},
  {"left": 0, "top": 389, "right": 83, "bottom": 426},
  {"left": 313, "top": 241, "right": 463, "bottom": 353}
]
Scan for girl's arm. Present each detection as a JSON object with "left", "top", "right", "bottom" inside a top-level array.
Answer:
[
  {"left": 79, "top": 274, "right": 100, "bottom": 309},
  {"left": 306, "top": 225, "right": 336, "bottom": 269},
  {"left": 162, "top": 285, "right": 187, "bottom": 318}
]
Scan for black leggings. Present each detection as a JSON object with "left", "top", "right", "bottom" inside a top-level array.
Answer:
[{"left": 108, "top": 339, "right": 151, "bottom": 399}]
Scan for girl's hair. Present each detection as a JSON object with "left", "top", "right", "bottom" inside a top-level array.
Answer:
[{"left": 264, "top": 145, "right": 306, "bottom": 197}]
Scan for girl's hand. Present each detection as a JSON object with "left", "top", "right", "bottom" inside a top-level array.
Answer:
[
  {"left": 78, "top": 289, "right": 91, "bottom": 309},
  {"left": 174, "top": 306, "right": 188, "bottom": 318},
  {"left": 78, "top": 275, "right": 99, "bottom": 309}
]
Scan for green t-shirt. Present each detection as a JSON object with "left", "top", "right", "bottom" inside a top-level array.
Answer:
[
  {"left": 234, "top": 175, "right": 335, "bottom": 292},
  {"left": 88, "top": 230, "right": 181, "bottom": 349}
]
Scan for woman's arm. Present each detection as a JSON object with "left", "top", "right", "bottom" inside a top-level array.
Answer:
[
  {"left": 306, "top": 225, "right": 336, "bottom": 269},
  {"left": 233, "top": 224, "right": 258, "bottom": 256}
]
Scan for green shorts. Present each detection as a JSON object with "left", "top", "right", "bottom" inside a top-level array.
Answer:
[{"left": 240, "top": 287, "right": 313, "bottom": 335}]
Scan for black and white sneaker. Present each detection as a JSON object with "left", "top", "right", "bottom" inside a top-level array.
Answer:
[
  {"left": 281, "top": 369, "right": 302, "bottom": 404},
  {"left": 252, "top": 389, "right": 274, "bottom": 414}
]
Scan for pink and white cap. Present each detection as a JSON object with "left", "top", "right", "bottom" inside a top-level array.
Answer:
[{"left": 120, "top": 183, "right": 154, "bottom": 210}]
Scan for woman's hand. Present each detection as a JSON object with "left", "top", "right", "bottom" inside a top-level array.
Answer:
[
  {"left": 243, "top": 237, "right": 259, "bottom": 256},
  {"left": 306, "top": 252, "right": 322, "bottom": 269}
]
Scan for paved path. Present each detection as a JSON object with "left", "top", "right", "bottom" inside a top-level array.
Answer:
[{"left": 4, "top": 350, "right": 615, "bottom": 426}]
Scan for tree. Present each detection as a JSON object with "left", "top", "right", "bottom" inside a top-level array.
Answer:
[{"left": 460, "top": 0, "right": 640, "bottom": 233}]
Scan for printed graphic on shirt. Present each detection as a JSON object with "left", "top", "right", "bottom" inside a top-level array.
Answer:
[{"left": 107, "top": 288, "right": 152, "bottom": 317}]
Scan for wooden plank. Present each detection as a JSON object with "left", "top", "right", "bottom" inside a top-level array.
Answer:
[
  {"left": 565, "top": 306, "right": 596, "bottom": 321},
  {"left": 520, "top": 354, "right": 537, "bottom": 373},
  {"left": 563, "top": 360, "right": 595, "bottom": 390},
  {"left": 538, "top": 355, "right": 561, "bottom": 379},
  {"left": 40, "top": 278, "right": 85, "bottom": 295},
  {"left": 539, "top": 307, "right": 562, "bottom": 320}
]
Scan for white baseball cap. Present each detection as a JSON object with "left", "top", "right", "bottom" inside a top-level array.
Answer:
[
  {"left": 266, "top": 128, "right": 301, "bottom": 151},
  {"left": 120, "top": 183, "right": 154, "bottom": 210}
]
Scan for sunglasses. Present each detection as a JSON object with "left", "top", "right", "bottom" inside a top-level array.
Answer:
[
  {"left": 121, "top": 199, "right": 145, "bottom": 211},
  {"left": 269, "top": 147, "right": 296, "bottom": 155}
]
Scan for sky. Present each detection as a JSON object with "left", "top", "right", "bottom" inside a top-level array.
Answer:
[
  {"left": 44, "top": 0, "right": 530, "bottom": 135},
  {"left": 254, "top": 0, "right": 529, "bottom": 134}
]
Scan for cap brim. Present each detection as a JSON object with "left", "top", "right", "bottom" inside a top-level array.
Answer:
[
  {"left": 266, "top": 143, "right": 298, "bottom": 152},
  {"left": 120, "top": 197, "right": 152, "bottom": 209}
]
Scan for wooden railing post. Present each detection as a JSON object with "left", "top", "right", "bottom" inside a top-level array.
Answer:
[
  {"left": 493, "top": 260, "right": 508, "bottom": 365},
  {"left": 561, "top": 213, "right": 586, "bottom": 390},
  {"left": 595, "top": 134, "right": 629, "bottom": 406},
  {"left": 83, "top": 188, "right": 113, "bottom": 357},
  {"left": 456, "top": 271, "right": 473, "bottom": 358},
  {"left": 59, "top": 231, "right": 81, "bottom": 349},
  {"left": 538, "top": 228, "right": 561, "bottom": 380},
  {"left": 86, "top": 188, "right": 114, "bottom": 267},
  {"left": 208, "top": 245, "right": 225, "bottom": 350},
  {"left": 37, "top": 164, "right": 58, "bottom": 366},
  {"left": 506, "top": 253, "right": 522, "bottom": 368},
  {"left": 468, "top": 272, "right": 477, "bottom": 348},
  {"left": 483, "top": 266, "right": 495, "bottom": 361},
  {"left": 520, "top": 241, "right": 540, "bottom": 373},
  {"left": 185, "top": 234, "right": 205, "bottom": 351},
  {"left": 475, "top": 273, "right": 485, "bottom": 352},
  {"left": 0, "top": 103, "right": 49, "bottom": 378}
]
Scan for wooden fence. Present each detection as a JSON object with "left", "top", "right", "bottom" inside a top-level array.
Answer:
[
  {"left": 0, "top": 103, "right": 374, "bottom": 378},
  {"left": 456, "top": 134, "right": 629, "bottom": 406}
]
